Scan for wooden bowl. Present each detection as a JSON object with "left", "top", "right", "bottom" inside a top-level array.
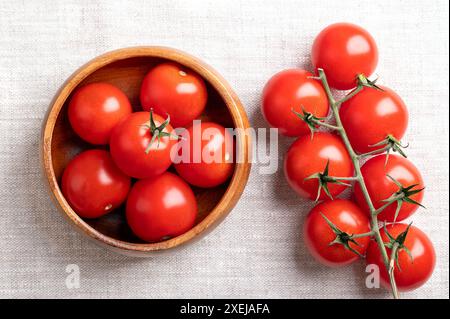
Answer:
[{"left": 41, "top": 47, "right": 251, "bottom": 256}]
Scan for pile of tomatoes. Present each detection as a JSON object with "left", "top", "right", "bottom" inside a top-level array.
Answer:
[
  {"left": 262, "top": 23, "right": 435, "bottom": 293},
  {"left": 62, "top": 62, "right": 234, "bottom": 242}
]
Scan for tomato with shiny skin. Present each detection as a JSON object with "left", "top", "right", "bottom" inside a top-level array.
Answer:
[
  {"left": 354, "top": 154, "right": 424, "bottom": 222},
  {"left": 312, "top": 23, "right": 378, "bottom": 90},
  {"left": 126, "top": 172, "right": 198, "bottom": 242},
  {"left": 366, "top": 223, "right": 435, "bottom": 291},
  {"left": 304, "top": 199, "right": 371, "bottom": 266},
  {"left": 284, "top": 132, "right": 353, "bottom": 200},
  {"left": 262, "top": 69, "right": 329, "bottom": 137},
  {"left": 109, "top": 111, "right": 176, "bottom": 179},
  {"left": 61, "top": 150, "right": 131, "bottom": 219},
  {"left": 174, "top": 122, "right": 235, "bottom": 188},
  {"left": 340, "top": 86, "right": 409, "bottom": 154},
  {"left": 68, "top": 82, "right": 132, "bottom": 144},
  {"left": 140, "top": 62, "right": 208, "bottom": 127}
]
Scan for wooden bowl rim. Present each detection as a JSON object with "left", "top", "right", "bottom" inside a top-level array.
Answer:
[{"left": 41, "top": 46, "right": 251, "bottom": 253}]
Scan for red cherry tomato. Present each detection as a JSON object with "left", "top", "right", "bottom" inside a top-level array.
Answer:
[
  {"left": 126, "top": 172, "right": 198, "bottom": 242},
  {"left": 304, "top": 199, "right": 371, "bottom": 266},
  {"left": 68, "top": 82, "right": 132, "bottom": 144},
  {"left": 140, "top": 62, "right": 208, "bottom": 127},
  {"left": 174, "top": 122, "right": 234, "bottom": 188},
  {"left": 109, "top": 111, "right": 176, "bottom": 179},
  {"left": 61, "top": 150, "right": 131, "bottom": 219},
  {"left": 312, "top": 23, "right": 378, "bottom": 90},
  {"left": 284, "top": 132, "right": 353, "bottom": 200},
  {"left": 340, "top": 86, "right": 409, "bottom": 154},
  {"left": 354, "top": 154, "right": 424, "bottom": 222},
  {"left": 366, "top": 223, "right": 435, "bottom": 291},
  {"left": 262, "top": 69, "right": 329, "bottom": 137}
]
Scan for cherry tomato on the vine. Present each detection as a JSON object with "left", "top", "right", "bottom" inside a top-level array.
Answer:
[
  {"left": 126, "top": 172, "right": 198, "bottom": 242},
  {"left": 109, "top": 111, "right": 177, "bottom": 179},
  {"left": 340, "top": 86, "right": 409, "bottom": 154},
  {"left": 312, "top": 23, "right": 378, "bottom": 90},
  {"left": 140, "top": 62, "right": 208, "bottom": 128},
  {"left": 262, "top": 69, "right": 329, "bottom": 137},
  {"left": 174, "top": 122, "right": 235, "bottom": 188},
  {"left": 354, "top": 154, "right": 424, "bottom": 222},
  {"left": 68, "top": 82, "right": 132, "bottom": 145},
  {"left": 62, "top": 150, "right": 131, "bottom": 219},
  {"left": 366, "top": 223, "right": 435, "bottom": 291},
  {"left": 284, "top": 132, "right": 353, "bottom": 200},
  {"left": 304, "top": 199, "right": 371, "bottom": 266}
]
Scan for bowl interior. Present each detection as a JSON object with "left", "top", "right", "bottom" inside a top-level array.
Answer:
[{"left": 51, "top": 56, "right": 235, "bottom": 243}]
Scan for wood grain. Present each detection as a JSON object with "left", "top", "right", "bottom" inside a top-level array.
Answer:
[{"left": 41, "top": 47, "right": 251, "bottom": 256}]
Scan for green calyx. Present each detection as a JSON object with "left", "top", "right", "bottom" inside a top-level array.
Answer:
[
  {"left": 383, "top": 223, "right": 414, "bottom": 270},
  {"left": 320, "top": 213, "right": 364, "bottom": 258},
  {"left": 380, "top": 175, "right": 425, "bottom": 223},
  {"left": 304, "top": 160, "right": 352, "bottom": 202},
  {"left": 143, "top": 109, "right": 175, "bottom": 154}
]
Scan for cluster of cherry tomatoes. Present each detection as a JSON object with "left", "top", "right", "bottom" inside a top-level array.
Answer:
[
  {"left": 262, "top": 23, "right": 435, "bottom": 292},
  {"left": 62, "top": 62, "right": 234, "bottom": 242}
]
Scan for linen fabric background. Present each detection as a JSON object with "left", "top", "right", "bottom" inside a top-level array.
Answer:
[{"left": 0, "top": 0, "right": 448, "bottom": 299}]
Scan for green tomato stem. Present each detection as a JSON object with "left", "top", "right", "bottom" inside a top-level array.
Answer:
[
  {"left": 374, "top": 200, "right": 396, "bottom": 216},
  {"left": 357, "top": 146, "right": 391, "bottom": 159},
  {"left": 317, "top": 68, "right": 399, "bottom": 299},
  {"left": 332, "top": 176, "right": 359, "bottom": 181},
  {"left": 389, "top": 242, "right": 400, "bottom": 299},
  {"left": 311, "top": 119, "right": 341, "bottom": 131},
  {"left": 337, "top": 85, "right": 364, "bottom": 104}
]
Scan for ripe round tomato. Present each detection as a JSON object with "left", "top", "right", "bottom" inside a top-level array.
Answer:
[
  {"left": 174, "top": 122, "right": 234, "bottom": 188},
  {"left": 61, "top": 150, "right": 131, "bottom": 219},
  {"left": 354, "top": 154, "right": 424, "bottom": 222},
  {"left": 140, "top": 62, "right": 208, "bottom": 128},
  {"left": 304, "top": 199, "right": 371, "bottom": 266},
  {"left": 126, "top": 172, "right": 198, "bottom": 242},
  {"left": 340, "top": 86, "right": 409, "bottom": 154},
  {"left": 261, "top": 69, "right": 329, "bottom": 137},
  {"left": 68, "top": 82, "right": 132, "bottom": 145},
  {"left": 284, "top": 132, "right": 353, "bottom": 200},
  {"left": 312, "top": 23, "right": 378, "bottom": 90},
  {"left": 366, "top": 223, "right": 435, "bottom": 291},
  {"left": 109, "top": 111, "right": 176, "bottom": 179}
]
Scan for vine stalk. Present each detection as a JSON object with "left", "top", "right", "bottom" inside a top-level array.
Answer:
[{"left": 316, "top": 69, "right": 399, "bottom": 299}]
